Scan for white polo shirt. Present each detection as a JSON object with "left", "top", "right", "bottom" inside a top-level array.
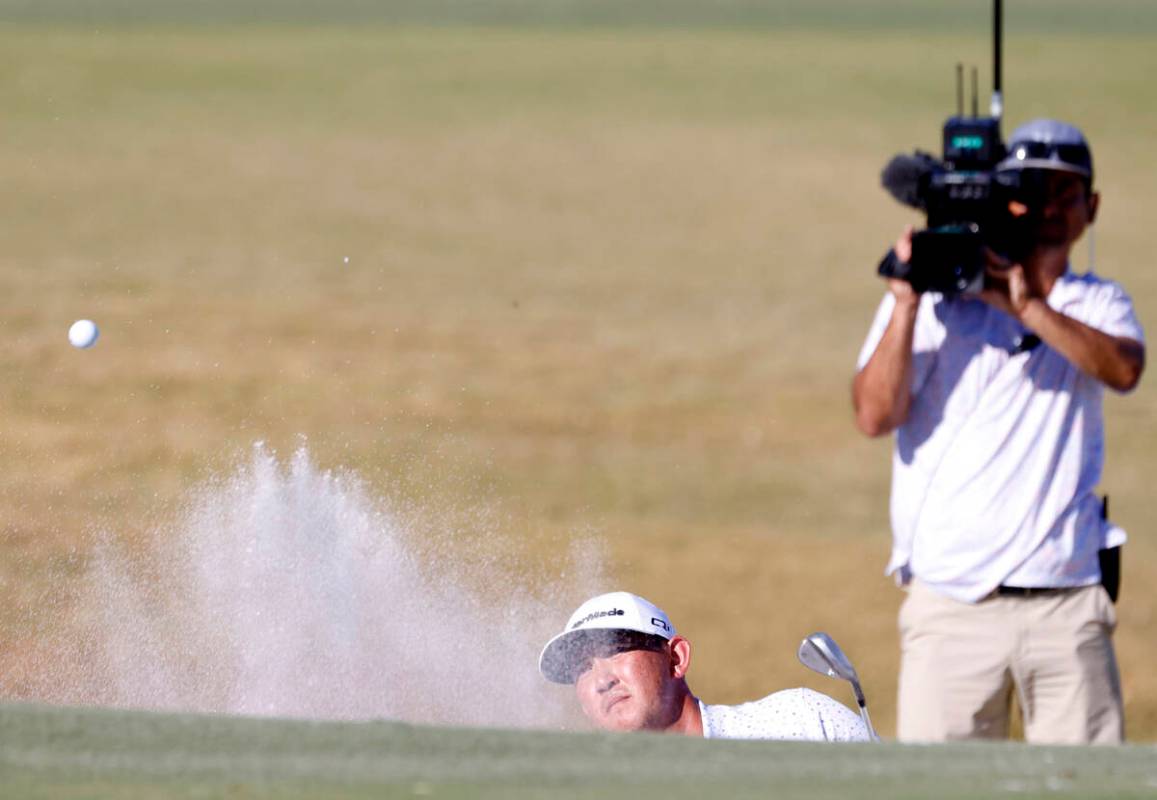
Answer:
[
  {"left": 699, "top": 688, "right": 871, "bottom": 741},
  {"left": 857, "top": 270, "right": 1144, "bottom": 603}
]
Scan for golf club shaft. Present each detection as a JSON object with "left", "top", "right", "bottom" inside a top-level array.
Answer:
[
  {"left": 851, "top": 680, "right": 867, "bottom": 711},
  {"left": 851, "top": 679, "right": 879, "bottom": 740},
  {"left": 858, "top": 703, "right": 880, "bottom": 741}
]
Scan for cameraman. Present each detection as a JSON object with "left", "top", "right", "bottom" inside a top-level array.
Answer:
[{"left": 852, "top": 119, "right": 1145, "bottom": 744}]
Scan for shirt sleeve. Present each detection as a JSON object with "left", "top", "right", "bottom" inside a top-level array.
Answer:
[
  {"left": 856, "top": 293, "right": 897, "bottom": 371},
  {"left": 1092, "top": 280, "right": 1145, "bottom": 343},
  {"left": 856, "top": 292, "right": 943, "bottom": 399}
]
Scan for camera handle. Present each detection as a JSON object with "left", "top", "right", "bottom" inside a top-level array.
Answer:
[{"left": 877, "top": 248, "right": 911, "bottom": 283}]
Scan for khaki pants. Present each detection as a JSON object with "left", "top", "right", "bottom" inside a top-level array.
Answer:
[{"left": 898, "top": 579, "right": 1123, "bottom": 744}]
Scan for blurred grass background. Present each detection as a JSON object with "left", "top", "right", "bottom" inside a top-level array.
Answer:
[{"left": 2, "top": 0, "right": 1156, "bottom": 739}]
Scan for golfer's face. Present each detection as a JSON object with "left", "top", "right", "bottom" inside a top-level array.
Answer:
[{"left": 574, "top": 643, "right": 673, "bottom": 732}]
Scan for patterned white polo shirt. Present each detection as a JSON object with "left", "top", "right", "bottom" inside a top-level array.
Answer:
[{"left": 699, "top": 688, "right": 871, "bottom": 741}]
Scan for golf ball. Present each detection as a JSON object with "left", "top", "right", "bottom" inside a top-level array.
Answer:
[{"left": 68, "top": 319, "right": 100, "bottom": 349}]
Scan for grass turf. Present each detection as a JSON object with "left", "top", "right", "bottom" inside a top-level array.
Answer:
[
  {"left": 3, "top": 702, "right": 1157, "bottom": 799},
  {"left": 3, "top": 0, "right": 1157, "bottom": 35}
]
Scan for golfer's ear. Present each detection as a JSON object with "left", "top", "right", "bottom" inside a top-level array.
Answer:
[
  {"left": 1088, "top": 190, "right": 1100, "bottom": 225},
  {"left": 669, "top": 636, "right": 691, "bottom": 679}
]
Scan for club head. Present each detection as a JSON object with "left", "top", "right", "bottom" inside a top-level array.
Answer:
[
  {"left": 797, "top": 632, "right": 859, "bottom": 683},
  {"left": 798, "top": 632, "right": 879, "bottom": 741}
]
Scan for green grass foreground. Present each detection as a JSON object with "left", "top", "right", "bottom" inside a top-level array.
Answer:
[{"left": 2, "top": 702, "right": 1157, "bottom": 800}]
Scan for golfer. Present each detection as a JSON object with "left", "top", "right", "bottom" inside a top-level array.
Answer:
[{"left": 539, "top": 591, "right": 871, "bottom": 741}]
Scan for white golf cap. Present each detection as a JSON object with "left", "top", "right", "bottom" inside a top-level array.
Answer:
[{"left": 538, "top": 591, "right": 675, "bottom": 684}]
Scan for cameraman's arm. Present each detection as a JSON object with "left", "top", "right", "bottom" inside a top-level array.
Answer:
[
  {"left": 853, "top": 229, "right": 921, "bottom": 437},
  {"left": 1020, "top": 300, "right": 1144, "bottom": 392},
  {"left": 983, "top": 263, "right": 1145, "bottom": 392},
  {"left": 854, "top": 292, "right": 920, "bottom": 436}
]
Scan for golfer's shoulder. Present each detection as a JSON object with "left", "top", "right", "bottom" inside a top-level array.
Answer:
[
  {"left": 756, "top": 688, "right": 870, "bottom": 741},
  {"left": 701, "top": 687, "right": 872, "bottom": 742},
  {"left": 700, "top": 692, "right": 814, "bottom": 740},
  {"left": 701, "top": 689, "right": 847, "bottom": 741},
  {"left": 750, "top": 687, "right": 844, "bottom": 717}
]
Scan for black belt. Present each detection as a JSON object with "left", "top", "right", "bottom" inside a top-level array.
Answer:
[{"left": 995, "top": 585, "right": 1072, "bottom": 598}]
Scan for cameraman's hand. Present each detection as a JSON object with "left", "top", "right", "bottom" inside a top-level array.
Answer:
[
  {"left": 980, "top": 248, "right": 1035, "bottom": 320},
  {"left": 887, "top": 226, "right": 919, "bottom": 307}
]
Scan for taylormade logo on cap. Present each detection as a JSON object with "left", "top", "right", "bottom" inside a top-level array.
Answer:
[
  {"left": 538, "top": 591, "right": 676, "bottom": 684},
  {"left": 571, "top": 608, "right": 625, "bottom": 629},
  {"left": 563, "top": 592, "right": 674, "bottom": 637}
]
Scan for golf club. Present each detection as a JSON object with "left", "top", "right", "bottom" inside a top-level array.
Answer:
[{"left": 798, "top": 632, "right": 880, "bottom": 741}]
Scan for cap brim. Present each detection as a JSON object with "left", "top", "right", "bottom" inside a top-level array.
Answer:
[
  {"left": 539, "top": 629, "right": 605, "bottom": 685},
  {"left": 539, "top": 628, "right": 675, "bottom": 684}
]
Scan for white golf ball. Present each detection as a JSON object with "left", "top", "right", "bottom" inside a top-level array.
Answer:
[{"left": 68, "top": 319, "right": 100, "bottom": 349}]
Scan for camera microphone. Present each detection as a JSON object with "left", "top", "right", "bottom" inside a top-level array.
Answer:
[{"left": 881, "top": 151, "right": 941, "bottom": 210}]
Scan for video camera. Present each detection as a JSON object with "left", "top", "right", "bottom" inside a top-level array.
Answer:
[{"left": 877, "top": 0, "right": 1043, "bottom": 295}]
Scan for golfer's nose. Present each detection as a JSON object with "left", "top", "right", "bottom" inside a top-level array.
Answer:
[{"left": 591, "top": 659, "right": 618, "bottom": 693}]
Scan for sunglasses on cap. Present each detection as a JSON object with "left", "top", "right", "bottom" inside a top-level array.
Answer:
[{"left": 1004, "top": 140, "right": 1092, "bottom": 177}]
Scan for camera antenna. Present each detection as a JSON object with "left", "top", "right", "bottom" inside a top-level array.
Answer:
[
  {"left": 971, "top": 67, "right": 979, "bottom": 117},
  {"left": 991, "top": 0, "right": 1003, "bottom": 119},
  {"left": 956, "top": 63, "right": 964, "bottom": 117}
]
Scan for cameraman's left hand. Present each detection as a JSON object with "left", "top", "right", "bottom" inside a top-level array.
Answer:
[{"left": 980, "top": 248, "right": 1037, "bottom": 321}]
